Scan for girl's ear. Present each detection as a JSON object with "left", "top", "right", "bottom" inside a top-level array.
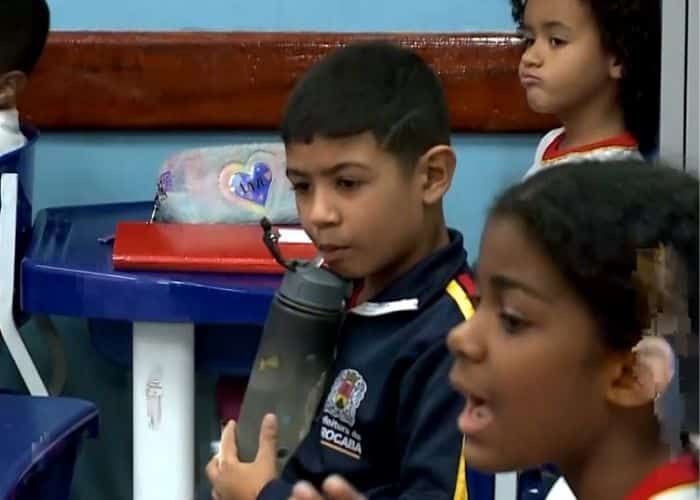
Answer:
[{"left": 605, "top": 336, "right": 675, "bottom": 407}]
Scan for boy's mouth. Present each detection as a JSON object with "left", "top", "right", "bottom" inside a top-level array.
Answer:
[{"left": 317, "top": 244, "right": 351, "bottom": 261}]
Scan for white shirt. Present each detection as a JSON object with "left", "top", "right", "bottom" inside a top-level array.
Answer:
[
  {"left": 0, "top": 108, "right": 26, "bottom": 157},
  {"left": 523, "top": 127, "right": 644, "bottom": 180},
  {"left": 545, "top": 477, "right": 576, "bottom": 500}
]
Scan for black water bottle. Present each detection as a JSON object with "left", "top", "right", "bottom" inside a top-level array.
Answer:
[{"left": 235, "top": 219, "right": 351, "bottom": 468}]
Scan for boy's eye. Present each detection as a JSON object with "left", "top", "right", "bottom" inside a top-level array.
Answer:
[
  {"left": 499, "top": 312, "right": 528, "bottom": 335},
  {"left": 290, "top": 181, "right": 310, "bottom": 193},
  {"left": 470, "top": 294, "right": 482, "bottom": 309},
  {"left": 336, "top": 178, "right": 362, "bottom": 190}
]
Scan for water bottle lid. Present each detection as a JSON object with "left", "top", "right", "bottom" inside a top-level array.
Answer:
[{"left": 278, "top": 263, "right": 351, "bottom": 312}]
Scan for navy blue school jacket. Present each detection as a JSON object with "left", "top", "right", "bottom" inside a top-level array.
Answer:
[{"left": 258, "top": 229, "right": 494, "bottom": 500}]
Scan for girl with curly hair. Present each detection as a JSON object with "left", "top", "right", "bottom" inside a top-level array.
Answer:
[{"left": 511, "top": 0, "right": 661, "bottom": 178}]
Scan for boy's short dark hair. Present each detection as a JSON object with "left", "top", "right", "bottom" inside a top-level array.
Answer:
[
  {"left": 281, "top": 40, "right": 451, "bottom": 166},
  {"left": 511, "top": 0, "right": 661, "bottom": 155},
  {"left": 0, "top": 0, "right": 50, "bottom": 75}
]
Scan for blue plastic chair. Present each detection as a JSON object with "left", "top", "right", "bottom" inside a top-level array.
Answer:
[{"left": 0, "top": 393, "right": 99, "bottom": 500}]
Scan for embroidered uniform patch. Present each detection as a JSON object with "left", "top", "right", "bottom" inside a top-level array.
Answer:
[
  {"left": 324, "top": 369, "right": 367, "bottom": 426},
  {"left": 321, "top": 369, "right": 367, "bottom": 459}
]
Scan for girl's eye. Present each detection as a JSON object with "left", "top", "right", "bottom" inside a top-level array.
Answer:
[
  {"left": 499, "top": 312, "right": 529, "bottom": 335},
  {"left": 470, "top": 294, "right": 482, "bottom": 308},
  {"left": 549, "top": 37, "right": 567, "bottom": 48}
]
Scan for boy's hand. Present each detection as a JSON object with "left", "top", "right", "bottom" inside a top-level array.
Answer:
[
  {"left": 205, "top": 414, "right": 278, "bottom": 500},
  {"left": 290, "top": 476, "right": 366, "bottom": 500}
]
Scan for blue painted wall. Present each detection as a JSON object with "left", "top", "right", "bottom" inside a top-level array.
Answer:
[{"left": 48, "top": 0, "right": 515, "bottom": 32}]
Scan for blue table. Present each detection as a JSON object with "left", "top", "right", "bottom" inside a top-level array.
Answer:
[
  {"left": 0, "top": 393, "right": 98, "bottom": 500},
  {"left": 21, "top": 201, "right": 282, "bottom": 500},
  {"left": 22, "top": 202, "right": 282, "bottom": 323}
]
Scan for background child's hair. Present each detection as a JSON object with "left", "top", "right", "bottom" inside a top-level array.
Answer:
[
  {"left": 0, "top": 0, "right": 50, "bottom": 75},
  {"left": 511, "top": 0, "right": 661, "bottom": 155},
  {"left": 281, "top": 40, "right": 450, "bottom": 167},
  {"left": 490, "top": 160, "right": 697, "bottom": 351}
]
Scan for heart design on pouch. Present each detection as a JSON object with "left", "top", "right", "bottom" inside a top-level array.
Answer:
[
  {"left": 219, "top": 154, "right": 275, "bottom": 212},
  {"left": 231, "top": 162, "right": 272, "bottom": 206}
]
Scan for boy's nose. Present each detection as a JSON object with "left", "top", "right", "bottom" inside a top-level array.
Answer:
[{"left": 308, "top": 192, "right": 340, "bottom": 228}]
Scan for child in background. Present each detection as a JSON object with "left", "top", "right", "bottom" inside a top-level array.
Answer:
[
  {"left": 511, "top": 0, "right": 660, "bottom": 178},
  {"left": 0, "top": 0, "right": 49, "bottom": 155}
]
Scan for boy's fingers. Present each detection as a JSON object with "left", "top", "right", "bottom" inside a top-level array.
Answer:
[
  {"left": 205, "top": 456, "right": 220, "bottom": 483},
  {"left": 323, "top": 475, "right": 365, "bottom": 500},
  {"left": 218, "top": 420, "right": 238, "bottom": 465},
  {"left": 256, "top": 413, "right": 279, "bottom": 464},
  {"left": 291, "top": 481, "right": 324, "bottom": 500}
]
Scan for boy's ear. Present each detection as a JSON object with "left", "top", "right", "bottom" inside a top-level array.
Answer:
[
  {"left": 608, "top": 55, "right": 623, "bottom": 80},
  {"left": 416, "top": 145, "right": 456, "bottom": 205},
  {"left": 605, "top": 336, "right": 675, "bottom": 408},
  {"left": 0, "top": 71, "right": 27, "bottom": 109}
]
